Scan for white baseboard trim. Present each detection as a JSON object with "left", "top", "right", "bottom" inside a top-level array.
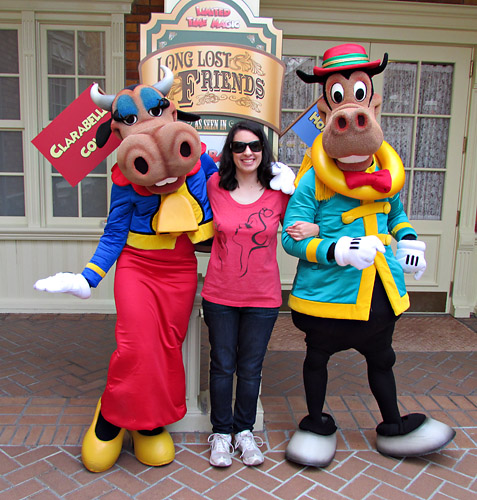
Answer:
[{"left": 0, "top": 298, "right": 116, "bottom": 314}]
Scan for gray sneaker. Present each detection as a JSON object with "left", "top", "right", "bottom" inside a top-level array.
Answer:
[
  {"left": 234, "top": 430, "right": 264, "bottom": 466},
  {"left": 208, "top": 433, "right": 234, "bottom": 467}
]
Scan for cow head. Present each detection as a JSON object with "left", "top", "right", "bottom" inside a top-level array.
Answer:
[
  {"left": 91, "top": 66, "right": 201, "bottom": 195},
  {"left": 298, "top": 44, "right": 388, "bottom": 172}
]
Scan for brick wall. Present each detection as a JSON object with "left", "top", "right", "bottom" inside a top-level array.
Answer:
[{"left": 125, "top": 0, "right": 165, "bottom": 85}]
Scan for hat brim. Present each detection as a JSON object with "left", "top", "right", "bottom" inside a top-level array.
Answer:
[{"left": 313, "top": 59, "right": 382, "bottom": 77}]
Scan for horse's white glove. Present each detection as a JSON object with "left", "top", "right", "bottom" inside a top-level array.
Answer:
[
  {"left": 34, "top": 272, "right": 91, "bottom": 299},
  {"left": 396, "top": 240, "right": 427, "bottom": 280},
  {"left": 335, "top": 235, "right": 385, "bottom": 270},
  {"left": 270, "top": 162, "right": 295, "bottom": 195}
]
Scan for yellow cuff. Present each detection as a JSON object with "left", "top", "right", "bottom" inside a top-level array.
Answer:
[
  {"left": 305, "top": 238, "right": 321, "bottom": 263},
  {"left": 85, "top": 262, "right": 106, "bottom": 278}
]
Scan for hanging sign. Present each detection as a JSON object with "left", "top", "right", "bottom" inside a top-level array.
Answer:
[
  {"left": 140, "top": 42, "right": 284, "bottom": 132},
  {"left": 140, "top": 0, "right": 284, "bottom": 135}
]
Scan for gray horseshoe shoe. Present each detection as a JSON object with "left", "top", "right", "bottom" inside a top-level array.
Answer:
[
  {"left": 285, "top": 429, "right": 337, "bottom": 468},
  {"left": 376, "top": 417, "right": 456, "bottom": 458}
]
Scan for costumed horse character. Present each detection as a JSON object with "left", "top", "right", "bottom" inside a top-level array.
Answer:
[
  {"left": 281, "top": 44, "right": 456, "bottom": 467},
  {"left": 34, "top": 66, "right": 218, "bottom": 472}
]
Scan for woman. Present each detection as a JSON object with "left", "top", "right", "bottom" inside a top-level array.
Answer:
[{"left": 201, "top": 120, "right": 318, "bottom": 467}]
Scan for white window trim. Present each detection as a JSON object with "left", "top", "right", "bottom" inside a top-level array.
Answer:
[
  {"left": 38, "top": 24, "right": 113, "bottom": 229},
  {"left": 0, "top": 22, "right": 26, "bottom": 227},
  {"left": 0, "top": 4, "right": 128, "bottom": 239}
]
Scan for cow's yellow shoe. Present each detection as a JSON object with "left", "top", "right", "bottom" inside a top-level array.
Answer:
[
  {"left": 81, "top": 399, "right": 125, "bottom": 473},
  {"left": 130, "top": 429, "right": 175, "bottom": 466}
]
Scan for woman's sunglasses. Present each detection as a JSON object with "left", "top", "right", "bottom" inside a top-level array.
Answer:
[{"left": 230, "top": 140, "right": 263, "bottom": 153}]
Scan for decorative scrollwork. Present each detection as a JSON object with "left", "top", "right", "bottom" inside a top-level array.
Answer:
[
  {"left": 167, "top": 78, "right": 183, "bottom": 100},
  {"left": 228, "top": 96, "right": 262, "bottom": 112},
  {"left": 196, "top": 92, "right": 228, "bottom": 105},
  {"left": 229, "top": 52, "right": 265, "bottom": 76}
]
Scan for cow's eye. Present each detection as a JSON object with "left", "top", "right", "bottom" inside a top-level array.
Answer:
[
  {"left": 354, "top": 81, "right": 367, "bottom": 102},
  {"left": 148, "top": 106, "right": 163, "bottom": 117},
  {"left": 123, "top": 114, "right": 138, "bottom": 126},
  {"left": 330, "top": 83, "right": 344, "bottom": 104}
]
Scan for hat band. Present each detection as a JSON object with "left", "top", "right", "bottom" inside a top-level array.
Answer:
[{"left": 322, "top": 52, "right": 370, "bottom": 69}]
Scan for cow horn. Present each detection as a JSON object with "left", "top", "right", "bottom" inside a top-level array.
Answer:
[
  {"left": 90, "top": 83, "right": 116, "bottom": 111},
  {"left": 153, "top": 66, "right": 174, "bottom": 96}
]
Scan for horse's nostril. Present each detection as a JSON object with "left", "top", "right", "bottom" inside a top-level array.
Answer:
[
  {"left": 337, "top": 117, "right": 347, "bottom": 130},
  {"left": 180, "top": 142, "right": 191, "bottom": 157},
  {"left": 134, "top": 157, "right": 149, "bottom": 174},
  {"left": 357, "top": 114, "right": 366, "bottom": 127}
]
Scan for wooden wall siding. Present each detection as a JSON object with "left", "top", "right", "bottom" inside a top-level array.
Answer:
[{"left": 1, "top": 240, "right": 116, "bottom": 313}]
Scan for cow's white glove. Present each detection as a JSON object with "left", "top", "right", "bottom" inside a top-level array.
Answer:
[
  {"left": 34, "top": 272, "right": 91, "bottom": 299},
  {"left": 270, "top": 162, "right": 295, "bottom": 195},
  {"left": 396, "top": 240, "right": 427, "bottom": 280},
  {"left": 335, "top": 235, "right": 385, "bottom": 270}
]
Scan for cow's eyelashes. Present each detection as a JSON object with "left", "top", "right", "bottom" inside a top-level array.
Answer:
[
  {"left": 148, "top": 106, "right": 163, "bottom": 117},
  {"left": 112, "top": 95, "right": 169, "bottom": 123},
  {"left": 146, "top": 97, "right": 170, "bottom": 117},
  {"left": 122, "top": 114, "right": 138, "bottom": 125},
  {"left": 112, "top": 110, "right": 138, "bottom": 125}
]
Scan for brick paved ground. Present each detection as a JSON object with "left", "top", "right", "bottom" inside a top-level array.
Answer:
[{"left": 0, "top": 313, "right": 476, "bottom": 499}]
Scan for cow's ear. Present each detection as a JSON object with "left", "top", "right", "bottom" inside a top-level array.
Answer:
[
  {"left": 95, "top": 118, "right": 112, "bottom": 148},
  {"left": 177, "top": 110, "right": 201, "bottom": 122}
]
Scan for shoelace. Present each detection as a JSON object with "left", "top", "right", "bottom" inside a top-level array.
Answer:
[
  {"left": 235, "top": 433, "right": 264, "bottom": 454},
  {"left": 208, "top": 433, "right": 234, "bottom": 454}
]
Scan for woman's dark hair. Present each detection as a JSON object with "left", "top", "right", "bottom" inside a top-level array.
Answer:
[{"left": 218, "top": 120, "right": 275, "bottom": 191}]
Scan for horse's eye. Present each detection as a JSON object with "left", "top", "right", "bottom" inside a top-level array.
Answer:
[
  {"left": 331, "top": 83, "right": 344, "bottom": 104},
  {"left": 354, "top": 81, "right": 367, "bottom": 102}
]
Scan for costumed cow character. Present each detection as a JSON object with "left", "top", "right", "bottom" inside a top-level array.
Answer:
[
  {"left": 34, "top": 66, "right": 218, "bottom": 472},
  {"left": 281, "top": 44, "right": 456, "bottom": 468}
]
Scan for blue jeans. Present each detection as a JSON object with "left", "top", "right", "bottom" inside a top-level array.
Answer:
[{"left": 202, "top": 299, "right": 279, "bottom": 434}]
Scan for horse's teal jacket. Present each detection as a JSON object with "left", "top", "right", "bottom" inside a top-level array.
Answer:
[{"left": 282, "top": 167, "right": 417, "bottom": 321}]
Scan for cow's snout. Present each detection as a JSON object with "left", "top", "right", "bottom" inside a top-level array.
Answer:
[
  {"left": 130, "top": 138, "right": 194, "bottom": 177},
  {"left": 116, "top": 121, "right": 201, "bottom": 188}
]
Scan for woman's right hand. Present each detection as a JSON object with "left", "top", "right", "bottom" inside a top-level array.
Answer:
[{"left": 285, "top": 221, "right": 320, "bottom": 241}]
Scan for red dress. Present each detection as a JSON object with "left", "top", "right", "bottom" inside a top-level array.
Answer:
[{"left": 101, "top": 235, "right": 197, "bottom": 430}]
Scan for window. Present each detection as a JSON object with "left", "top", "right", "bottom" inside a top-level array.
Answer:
[
  {"left": 0, "top": 28, "right": 24, "bottom": 217},
  {"left": 381, "top": 61, "right": 453, "bottom": 220},
  {"left": 278, "top": 55, "right": 320, "bottom": 172},
  {"left": 0, "top": 23, "right": 113, "bottom": 228},
  {"left": 279, "top": 51, "right": 455, "bottom": 222},
  {"left": 44, "top": 28, "right": 108, "bottom": 220}
]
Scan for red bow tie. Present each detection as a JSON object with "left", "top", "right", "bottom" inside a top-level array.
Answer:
[{"left": 343, "top": 169, "right": 392, "bottom": 193}]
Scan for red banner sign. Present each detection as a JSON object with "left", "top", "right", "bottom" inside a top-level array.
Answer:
[{"left": 32, "top": 85, "right": 120, "bottom": 187}]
